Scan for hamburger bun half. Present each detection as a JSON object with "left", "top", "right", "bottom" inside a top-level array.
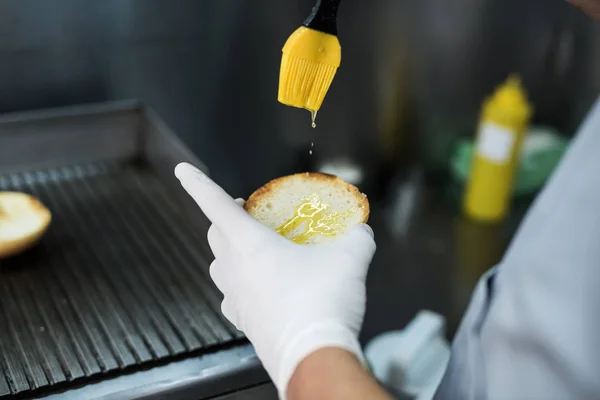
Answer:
[
  {"left": 0, "top": 192, "right": 52, "bottom": 259},
  {"left": 244, "top": 172, "right": 369, "bottom": 244}
]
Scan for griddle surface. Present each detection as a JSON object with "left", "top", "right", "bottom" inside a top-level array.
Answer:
[{"left": 0, "top": 162, "right": 241, "bottom": 397}]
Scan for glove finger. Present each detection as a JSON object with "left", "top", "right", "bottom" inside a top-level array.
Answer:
[
  {"left": 234, "top": 198, "right": 245, "bottom": 206},
  {"left": 209, "top": 259, "right": 230, "bottom": 294},
  {"left": 221, "top": 296, "right": 240, "bottom": 330},
  {"left": 175, "top": 163, "right": 268, "bottom": 246},
  {"left": 360, "top": 223, "right": 374, "bottom": 239},
  {"left": 334, "top": 224, "right": 376, "bottom": 276},
  {"left": 340, "top": 223, "right": 376, "bottom": 245},
  {"left": 207, "top": 224, "right": 229, "bottom": 259}
]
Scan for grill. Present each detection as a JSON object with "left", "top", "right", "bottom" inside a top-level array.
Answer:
[{"left": 0, "top": 102, "right": 244, "bottom": 398}]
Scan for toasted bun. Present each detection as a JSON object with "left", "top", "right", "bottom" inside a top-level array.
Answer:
[
  {"left": 0, "top": 192, "right": 52, "bottom": 259},
  {"left": 244, "top": 172, "right": 369, "bottom": 244}
]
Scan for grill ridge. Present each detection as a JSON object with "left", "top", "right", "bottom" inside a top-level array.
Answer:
[
  {"left": 127, "top": 173, "right": 241, "bottom": 338},
  {"left": 0, "top": 161, "right": 239, "bottom": 397},
  {"left": 122, "top": 173, "right": 235, "bottom": 339}
]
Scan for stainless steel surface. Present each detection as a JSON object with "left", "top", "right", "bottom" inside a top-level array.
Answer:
[
  {"left": 1, "top": 0, "right": 599, "bottom": 195},
  {"left": 38, "top": 344, "right": 268, "bottom": 400},
  {"left": 209, "top": 383, "right": 277, "bottom": 400},
  {"left": 360, "top": 180, "right": 520, "bottom": 344},
  {"left": 0, "top": 100, "right": 208, "bottom": 223}
]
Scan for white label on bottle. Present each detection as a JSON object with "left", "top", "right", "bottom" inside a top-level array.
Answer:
[{"left": 476, "top": 123, "right": 515, "bottom": 164}]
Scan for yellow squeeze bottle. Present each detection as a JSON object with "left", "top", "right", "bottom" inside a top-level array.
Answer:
[{"left": 463, "top": 75, "right": 533, "bottom": 223}]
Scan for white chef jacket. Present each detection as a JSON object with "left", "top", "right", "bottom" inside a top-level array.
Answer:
[{"left": 434, "top": 97, "right": 600, "bottom": 399}]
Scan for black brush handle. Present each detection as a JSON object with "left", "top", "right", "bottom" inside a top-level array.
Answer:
[{"left": 303, "top": 0, "right": 341, "bottom": 36}]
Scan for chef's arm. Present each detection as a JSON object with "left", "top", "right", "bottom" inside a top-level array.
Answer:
[
  {"left": 287, "top": 347, "right": 394, "bottom": 400},
  {"left": 568, "top": 0, "right": 600, "bottom": 20}
]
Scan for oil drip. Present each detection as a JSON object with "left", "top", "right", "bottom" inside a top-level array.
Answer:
[{"left": 310, "top": 109, "right": 318, "bottom": 129}]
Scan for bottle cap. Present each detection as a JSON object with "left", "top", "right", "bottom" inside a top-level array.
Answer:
[{"left": 488, "top": 74, "right": 533, "bottom": 120}]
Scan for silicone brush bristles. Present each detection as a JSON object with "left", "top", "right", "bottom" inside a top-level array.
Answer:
[
  {"left": 279, "top": 55, "right": 338, "bottom": 111},
  {"left": 278, "top": 26, "right": 341, "bottom": 112}
]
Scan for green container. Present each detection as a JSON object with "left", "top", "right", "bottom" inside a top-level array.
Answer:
[{"left": 450, "top": 127, "right": 569, "bottom": 197}]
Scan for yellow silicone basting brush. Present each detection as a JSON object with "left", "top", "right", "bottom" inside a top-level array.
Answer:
[{"left": 278, "top": 0, "right": 342, "bottom": 122}]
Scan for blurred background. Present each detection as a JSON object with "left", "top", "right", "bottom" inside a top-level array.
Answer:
[
  {"left": 1, "top": 0, "right": 600, "bottom": 396},
  {"left": 2, "top": 0, "right": 599, "bottom": 195}
]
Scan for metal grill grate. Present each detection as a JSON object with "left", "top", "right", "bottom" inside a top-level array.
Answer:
[{"left": 0, "top": 162, "right": 242, "bottom": 397}]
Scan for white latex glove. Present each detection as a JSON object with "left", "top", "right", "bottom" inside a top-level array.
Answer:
[{"left": 174, "top": 162, "right": 376, "bottom": 398}]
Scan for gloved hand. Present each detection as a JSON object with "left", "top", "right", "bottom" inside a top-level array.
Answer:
[{"left": 174, "top": 163, "right": 376, "bottom": 398}]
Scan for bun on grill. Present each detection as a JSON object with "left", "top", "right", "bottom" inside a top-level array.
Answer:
[
  {"left": 0, "top": 192, "right": 52, "bottom": 259},
  {"left": 244, "top": 172, "right": 369, "bottom": 245}
]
